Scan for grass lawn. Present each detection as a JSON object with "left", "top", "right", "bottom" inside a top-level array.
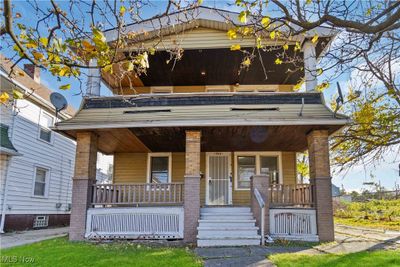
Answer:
[
  {"left": 0, "top": 237, "right": 202, "bottom": 267},
  {"left": 334, "top": 199, "right": 400, "bottom": 231},
  {"left": 335, "top": 217, "right": 400, "bottom": 231},
  {"left": 269, "top": 249, "right": 400, "bottom": 267}
]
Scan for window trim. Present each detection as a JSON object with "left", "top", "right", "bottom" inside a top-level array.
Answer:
[
  {"left": 205, "top": 152, "right": 232, "bottom": 206},
  {"left": 146, "top": 153, "right": 172, "bottom": 184},
  {"left": 37, "top": 110, "right": 54, "bottom": 144},
  {"left": 32, "top": 165, "right": 51, "bottom": 198},
  {"left": 234, "top": 151, "right": 283, "bottom": 191}
]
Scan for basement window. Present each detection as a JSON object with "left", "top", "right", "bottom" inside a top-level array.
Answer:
[{"left": 33, "top": 215, "right": 49, "bottom": 228}]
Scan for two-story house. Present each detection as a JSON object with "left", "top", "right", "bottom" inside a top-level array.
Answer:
[
  {"left": 0, "top": 55, "right": 76, "bottom": 232},
  {"left": 54, "top": 7, "right": 349, "bottom": 247}
]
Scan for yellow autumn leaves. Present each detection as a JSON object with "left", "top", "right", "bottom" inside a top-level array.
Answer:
[
  {"left": 0, "top": 92, "right": 9, "bottom": 104},
  {"left": 230, "top": 44, "right": 241, "bottom": 51},
  {"left": 0, "top": 90, "right": 25, "bottom": 105}
]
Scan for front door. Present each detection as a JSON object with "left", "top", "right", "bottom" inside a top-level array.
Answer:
[{"left": 206, "top": 152, "right": 232, "bottom": 205}]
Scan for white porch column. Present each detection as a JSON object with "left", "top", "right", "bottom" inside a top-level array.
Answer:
[
  {"left": 303, "top": 40, "right": 318, "bottom": 92},
  {"left": 86, "top": 59, "right": 101, "bottom": 96}
]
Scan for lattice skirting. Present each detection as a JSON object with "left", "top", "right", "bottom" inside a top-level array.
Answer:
[
  {"left": 85, "top": 207, "right": 184, "bottom": 239},
  {"left": 269, "top": 208, "right": 318, "bottom": 242}
]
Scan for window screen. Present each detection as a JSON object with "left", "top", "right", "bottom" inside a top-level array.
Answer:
[
  {"left": 237, "top": 156, "right": 256, "bottom": 189},
  {"left": 34, "top": 167, "right": 47, "bottom": 196},
  {"left": 150, "top": 157, "right": 169, "bottom": 183},
  {"left": 260, "top": 156, "right": 279, "bottom": 184}
]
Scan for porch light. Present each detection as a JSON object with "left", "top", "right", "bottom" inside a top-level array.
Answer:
[{"left": 201, "top": 71, "right": 206, "bottom": 76}]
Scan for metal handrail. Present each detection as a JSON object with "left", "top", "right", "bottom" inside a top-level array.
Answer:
[{"left": 254, "top": 188, "right": 265, "bottom": 245}]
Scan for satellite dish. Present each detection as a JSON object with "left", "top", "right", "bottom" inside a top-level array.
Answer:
[{"left": 50, "top": 92, "right": 68, "bottom": 120}]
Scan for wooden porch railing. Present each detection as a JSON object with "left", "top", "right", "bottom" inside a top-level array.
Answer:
[
  {"left": 91, "top": 183, "right": 184, "bottom": 206},
  {"left": 269, "top": 184, "right": 314, "bottom": 207}
]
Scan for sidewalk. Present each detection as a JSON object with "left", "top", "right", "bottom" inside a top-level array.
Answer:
[
  {"left": 0, "top": 227, "right": 69, "bottom": 249},
  {"left": 195, "top": 224, "right": 400, "bottom": 267}
]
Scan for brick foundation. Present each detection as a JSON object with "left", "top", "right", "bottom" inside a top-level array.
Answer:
[
  {"left": 2, "top": 214, "right": 70, "bottom": 232},
  {"left": 307, "top": 130, "right": 334, "bottom": 242}
]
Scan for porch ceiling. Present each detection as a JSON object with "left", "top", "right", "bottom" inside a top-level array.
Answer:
[
  {"left": 122, "top": 48, "right": 305, "bottom": 87},
  {"left": 130, "top": 125, "right": 334, "bottom": 152},
  {"left": 55, "top": 93, "right": 349, "bottom": 154},
  {"left": 62, "top": 125, "right": 336, "bottom": 154}
]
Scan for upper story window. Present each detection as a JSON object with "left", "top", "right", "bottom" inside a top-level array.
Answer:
[
  {"left": 150, "top": 87, "right": 173, "bottom": 94},
  {"left": 38, "top": 112, "right": 54, "bottom": 143},
  {"left": 234, "top": 85, "right": 277, "bottom": 93},
  {"left": 206, "top": 89, "right": 230, "bottom": 93},
  {"left": 33, "top": 167, "right": 49, "bottom": 197},
  {"left": 205, "top": 86, "right": 230, "bottom": 93},
  {"left": 147, "top": 153, "right": 172, "bottom": 184}
]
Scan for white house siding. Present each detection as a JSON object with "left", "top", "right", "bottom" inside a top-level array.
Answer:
[
  {"left": 5, "top": 98, "right": 76, "bottom": 215},
  {"left": 0, "top": 154, "right": 10, "bottom": 212}
]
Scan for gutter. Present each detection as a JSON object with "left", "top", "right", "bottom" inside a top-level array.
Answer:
[{"left": 53, "top": 117, "right": 350, "bottom": 131}]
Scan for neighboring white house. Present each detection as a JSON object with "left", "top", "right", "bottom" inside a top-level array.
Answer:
[{"left": 0, "top": 55, "right": 77, "bottom": 232}]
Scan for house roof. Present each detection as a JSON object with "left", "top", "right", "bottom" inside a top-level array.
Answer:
[
  {"left": 0, "top": 55, "right": 75, "bottom": 118},
  {"left": 104, "top": 6, "right": 337, "bottom": 45},
  {"left": 54, "top": 92, "right": 349, "bottom": 132}
]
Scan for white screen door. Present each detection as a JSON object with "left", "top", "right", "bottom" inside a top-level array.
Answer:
[{"left": 206, "top": 152, "right": 232, "bottom": 205}]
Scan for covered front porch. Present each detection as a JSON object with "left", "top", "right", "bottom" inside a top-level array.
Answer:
[
  {"left": 65, "top": 126, "right": 333, "bottom": 244},
  {"left": 55, "top": 92, "right": 347, "bottom": 245}
]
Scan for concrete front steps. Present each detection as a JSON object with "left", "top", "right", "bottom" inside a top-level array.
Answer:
[{"left": 197, "top": 207, "right": 261, "bottom": 247}]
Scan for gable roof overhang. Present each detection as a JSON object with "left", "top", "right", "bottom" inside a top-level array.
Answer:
[
  {"left": 104, "top": 6, "right": 337, "bottom": 46},
  {"left": 101, "top": 7, "right": 338, "bottom": 91}
]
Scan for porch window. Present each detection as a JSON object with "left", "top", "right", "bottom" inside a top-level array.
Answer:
[
  {"left": 234, "top": 152, "right": 282, "bottom": 190},
  {"left": 147, "top": 153, "right": 172, "bottom": 184},
  {"left": 237, "top": 156, "right": 256, "bottom": 189},
  {"left": 260, "top": 156, "right": 279, "bottom": 184},
  {"left": 33, "top": 167, "right": 49, "bottom": 197}
]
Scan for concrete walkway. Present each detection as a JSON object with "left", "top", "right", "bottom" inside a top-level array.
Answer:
[
  {"left": 0, "top": 227, "right": 69, "bottom": 249},
  {"left": 195, "top": 224, "right": 400, "bottom": 267}
]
